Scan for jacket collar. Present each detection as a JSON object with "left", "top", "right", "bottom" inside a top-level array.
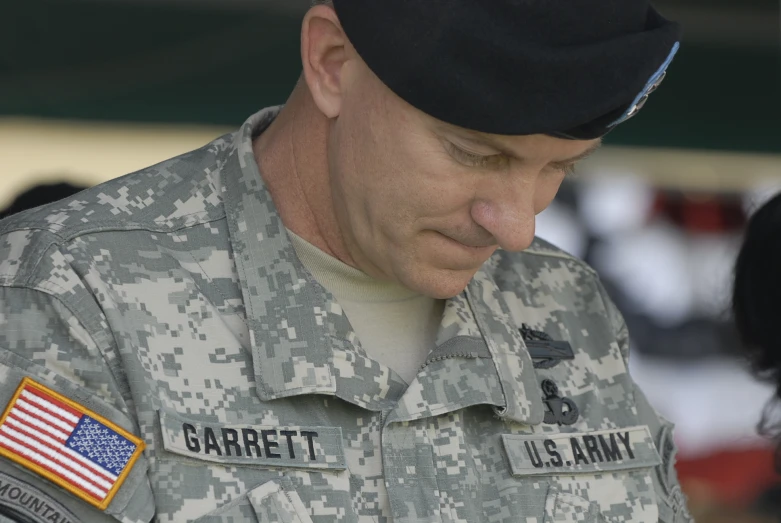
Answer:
[{"left": 387, "top": 263, "right": 544, "bottom": 425}]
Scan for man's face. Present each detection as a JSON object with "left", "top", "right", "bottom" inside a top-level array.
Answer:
[{"left": 326, "top": 57, "right": 601, "bottom": 299}]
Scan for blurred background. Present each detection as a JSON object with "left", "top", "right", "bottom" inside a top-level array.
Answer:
[{"left": 2, "top": 0, "right": 780, "bottom": 520}]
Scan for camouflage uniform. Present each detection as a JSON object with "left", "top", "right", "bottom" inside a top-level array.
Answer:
[{"left": 0, "top": 107, "right": 692, "bottom": 523}]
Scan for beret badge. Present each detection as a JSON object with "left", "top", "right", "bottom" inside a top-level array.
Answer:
[{"left": 609, "top": 42, "right": 680, "bottom": 129}]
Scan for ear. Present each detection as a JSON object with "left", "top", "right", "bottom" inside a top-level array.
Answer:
[{"left": 301, "top": 5, "right": 349, "bottom": 119}]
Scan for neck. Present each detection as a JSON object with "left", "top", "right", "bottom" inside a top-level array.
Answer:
[{"left": 252, "top": 83, "right": 356, "bottom": 267}]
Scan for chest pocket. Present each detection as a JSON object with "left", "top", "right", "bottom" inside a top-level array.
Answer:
[
  {"left": 194, "top": 477, "right": 314, "bottom": 523},
  {"left": 502, "top": 426, "right": 663, "bottom": 523}
]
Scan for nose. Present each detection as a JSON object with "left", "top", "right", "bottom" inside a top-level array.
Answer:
[{"left": 470, "top": 180, "right": 537, "bottom": 252}]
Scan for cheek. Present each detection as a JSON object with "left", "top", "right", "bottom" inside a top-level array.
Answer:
[
  {"left": 333, "top": 93, "right": 471, "bottom": 227},
  {"left": 388, "top": 159, "right": 475, "bottom": 229},
  {"left": 330, "top": 131, "right": 422, "bottom": 239},
  {"left": 533, "top": 174, "right": 567, "bottom": 214},
  {"left": 357, "top": 142, "right": 466, "bottom": 222}
]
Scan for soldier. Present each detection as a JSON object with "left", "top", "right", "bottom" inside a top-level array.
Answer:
[{"left": 0, "top": 0, "right": 691, "bottom": 522}]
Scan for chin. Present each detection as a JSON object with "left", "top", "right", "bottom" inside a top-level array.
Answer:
[{"left": 402, "top": 267, "right": 477, "bottom": 299}]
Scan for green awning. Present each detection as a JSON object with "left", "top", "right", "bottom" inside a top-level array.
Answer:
[{"left": 3, "top": 0, "right": 779, "bottom": 153}]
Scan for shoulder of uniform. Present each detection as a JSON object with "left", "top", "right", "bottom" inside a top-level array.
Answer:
[
  {"left": 0, "top": 132, "right": 233, "bottom": 244},
  {"left": 494, "top": 236, "right": 598, "bottom": 278}
]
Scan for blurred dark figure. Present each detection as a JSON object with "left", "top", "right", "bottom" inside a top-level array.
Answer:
[
  {"left": 732, "top": 190, "right": 781, "bottom": 519},
  {"left": 0, "top": 182, "right": 89, "bottom": 220}
]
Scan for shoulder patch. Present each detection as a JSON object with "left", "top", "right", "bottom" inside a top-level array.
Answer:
[
  {"left": 0, "top": 377, "right": 145, "bottom": 511},
  {"left": 0, "top": 471, "right": 81, "bottom": 523}
]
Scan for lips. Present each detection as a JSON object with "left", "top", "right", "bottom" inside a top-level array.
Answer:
[
  {"left": 439, "top": 232, "right": 496, "bottom": 249},
  {"left": 436, "top": 232, "right": 498, "bottom": 257}
]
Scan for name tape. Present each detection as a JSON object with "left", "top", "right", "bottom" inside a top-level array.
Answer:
[
  {"left": 158, "top": 410, "right": 346, "bottom": 470},
  {"left": 502, "top": 426, "right": 661, "bottom": 476}
]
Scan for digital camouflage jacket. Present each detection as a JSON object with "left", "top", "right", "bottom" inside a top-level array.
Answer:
[{"left": 0, "top": 108, "right": 692, "bottom": 523}]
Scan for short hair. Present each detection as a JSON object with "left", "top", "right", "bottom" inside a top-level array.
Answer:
[
  {"left": 732, "top": 190, "right": 781, "bottom": 471},
  {"left": 311, "top": 0, "right": 333, "bottom": 5}
]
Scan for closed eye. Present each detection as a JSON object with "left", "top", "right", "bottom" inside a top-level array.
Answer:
[
  {"left": 551, "top": 163, "right": 578, "bottom": 177},
  {"left": 444, "top": 141, "right": 507, "bottom": 169}
]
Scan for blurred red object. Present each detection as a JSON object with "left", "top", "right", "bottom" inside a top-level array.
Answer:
[
  {"left": 676, "top": 447, "right": 780, "bottom": 506},
  {"left": 651, "top": 190, "right": 746, "bottom": 233}
]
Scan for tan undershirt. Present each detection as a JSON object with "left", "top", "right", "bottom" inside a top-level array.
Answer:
[{"left": 288, "top": 230, "right": 445, "bottom": 383}]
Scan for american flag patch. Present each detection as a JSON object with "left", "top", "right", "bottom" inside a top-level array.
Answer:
[{"left": 0, "top": 377, "right": 144, "bottom": 510}]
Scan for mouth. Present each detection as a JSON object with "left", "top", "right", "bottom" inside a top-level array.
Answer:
[{"left": 436, "top": 232, "right": 497, "bottom": 256}]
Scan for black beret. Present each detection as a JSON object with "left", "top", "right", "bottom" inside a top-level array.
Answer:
[{"left": 332, "top": 0, "right": 681, "bottom": 139}]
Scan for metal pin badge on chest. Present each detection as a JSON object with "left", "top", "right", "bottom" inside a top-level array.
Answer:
[
  {"left": 541, "top": 379, "right": 580, "bottom": 426},
  {"left": 519, "top": 325, "right": 580, "bottom": 425},
  {"left": 519, "top": 324, "right": 575, "bottom": 369}
]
